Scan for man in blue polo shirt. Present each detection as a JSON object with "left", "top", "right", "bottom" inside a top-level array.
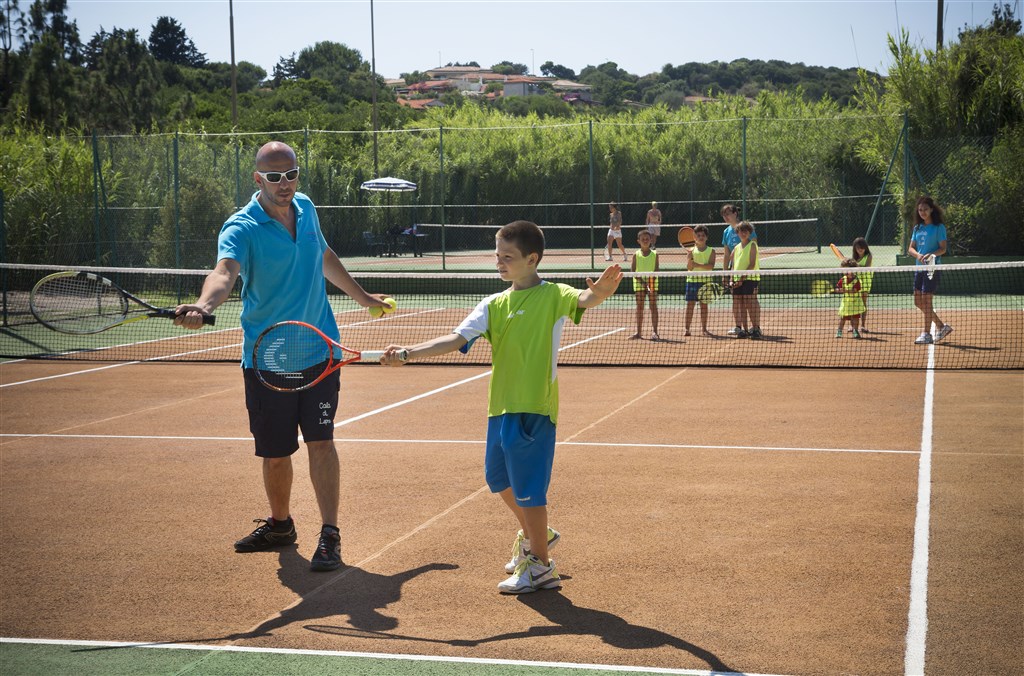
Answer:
[{"left": 175, "top": 141, "right": 389, "bottom": 572}]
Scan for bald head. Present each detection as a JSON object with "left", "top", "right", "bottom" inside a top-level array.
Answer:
[{"left": 255, "top": 142, "right": 296, "bottom": 170}]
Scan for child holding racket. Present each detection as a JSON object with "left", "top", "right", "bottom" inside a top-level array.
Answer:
[
  {"left": 835, "top": 258, "right": 865, "bottom": 339},
  {"left": 684, "top": 224, "right": 716, "bottom": 336},
  {"left": 851, "top": 237, "right": 873, "bottom": 333},
  {"left": 721, "top": 204, "right": 760, "bottom": 338},
  {"left": 729, "top": 220, "right": 762, "bottom": 339},
  {"left": 381, "top": 220, "right": 622, "bottom": 594},
  {"left": 908, "top": 196, "right": 953, "bottom": 344},
  {"left": 630, "top": 229, "right": 660, "bottom": 340},
  {"left": 174, "top": 141, "right": 391, "bottom": 573}
]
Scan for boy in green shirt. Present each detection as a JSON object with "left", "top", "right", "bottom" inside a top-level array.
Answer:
[{"left": 382, "top": 220, "right": 622, "bottom": 593}]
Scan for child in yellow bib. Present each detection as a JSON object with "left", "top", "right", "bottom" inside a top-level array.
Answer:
[
  {"left": 685, "top": 224, "right": 716, "bottom": 336},
  {"left": 730, "top": 221, "right": 762, "bottom": 339},
  {"left": 630, "top": 229, "right": 660, "bottom": 340}
]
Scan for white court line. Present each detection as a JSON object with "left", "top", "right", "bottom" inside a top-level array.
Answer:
[
  {"left": 904, "top": 339, "right": 936, "bottom": 675},
  {"left": 0, "top": 433, "right": 918, "bottom": 456},
  {"left": 0, "top": 638, "right": 789, "bottom": 676}
]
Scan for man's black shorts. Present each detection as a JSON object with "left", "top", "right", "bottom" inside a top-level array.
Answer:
[{"left": 243, "top": 367, "right": 340, "bottom": 458}]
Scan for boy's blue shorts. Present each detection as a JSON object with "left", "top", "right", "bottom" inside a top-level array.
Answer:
[
  {"left": 684, "top": 281, "right": 704, "bottom": 302},
  {"left": 485, "top": 413, "right": 556, "bottom": 508}
]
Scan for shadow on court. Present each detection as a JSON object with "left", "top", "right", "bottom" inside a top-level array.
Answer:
[
  {"left": 308, "top": 589, "right": 734, "bottom": 673},
  {"left": 224, "top": 547, "right": 459, "bottom": 638}
]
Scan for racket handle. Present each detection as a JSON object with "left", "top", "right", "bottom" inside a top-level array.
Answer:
[
  {"left": 202, "top": 314, "right": 216, "bottom": 326},
  {"left": 361, "top": 349, "right": 408, "bottom": 363}
]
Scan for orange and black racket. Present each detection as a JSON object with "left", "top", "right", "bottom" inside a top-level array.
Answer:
[
  {"left": 677, "top": 226, "right": 696, "bottom": 248},
  {"left": 253, "top": 320, "right": 406, "bottom": 392},
  {"left": 829, "top": 243, "right": 845, "bottom": 261}
]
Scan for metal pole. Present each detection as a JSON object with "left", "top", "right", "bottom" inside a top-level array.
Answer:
[
  {"left": 588, "top": 120, "right": 595, "bottom": 270},
  {"left": 229, "top": 0, "right": 238, "bottom": 127},
  {"left": 370, "top": 0, "right": 379, "bottom": 178},
  {"left": 936, "top": 0, "right": 944, "bottom": 51},
  {"left": 92, "top": 131, "right": 102, "bottom": 264},
  {"left": 439, "top": 125, "right": 445, "bottom": 271},
  {"left": 173, "top": 132, "right": 181, "bottom": 268},
  {"left": 741, "top": 117, "right": 748, "bottom": 217}
]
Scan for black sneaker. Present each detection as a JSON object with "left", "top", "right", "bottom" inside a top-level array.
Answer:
[
  {"left": 234, "top": 518, "right": 296, "bottom": 553},
  {"left": 735, "top": 329, "right": 749, "bottom": 339},
  {"left": 749, "top": 328, "right": 762, "bottom": 339},
  {"left": 310, "top": 527, "right": 342, "bottom": 572}
]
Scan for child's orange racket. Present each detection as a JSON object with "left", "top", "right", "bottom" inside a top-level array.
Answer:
[
  {"left": 253, "top": 320, "right": 406, "bottom": 392},
  {"left": 829, "top": 243, "right": 845, "bottom": 261},
  {"left": 677, "top": 227, "right": 696, "bottom": 248}
]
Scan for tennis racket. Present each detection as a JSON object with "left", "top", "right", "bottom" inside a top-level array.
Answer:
[
  {"left": 810, "top": 279, "right": 834, "bottom": 297},
  {"left": 829, "top": 243, "right": 845, "bottom": 261},
  {"left": 677, "top": 226, "right": 696, "bottom": 248},
  {"left": 697, "top": 282, "right": 723, "bottom": 304},
  {"left": 253, "top": 320, "right": 407, "bottom": 392},
  {"left": 30, "top": 270, "right": 216, "bottom": 335},
  {"left": 922, "top": 253, "right": 937, "bottom": 280}
]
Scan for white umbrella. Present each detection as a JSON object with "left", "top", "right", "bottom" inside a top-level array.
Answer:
[
  {"left": 360, "top": 176, "right": 417, "bottom": 192},
  {"left": 360, "top": 177, "right": 418, "bottom": 256}
]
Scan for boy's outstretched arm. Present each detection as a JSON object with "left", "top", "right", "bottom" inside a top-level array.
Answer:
[
  {"left": 381, "top": 333, "right": 468, "bottom": 366},
  {"left": 579, "top": 264, "right": 623, "bottom": 309}
]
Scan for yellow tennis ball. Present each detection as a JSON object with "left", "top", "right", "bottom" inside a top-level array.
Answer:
[{"left": 367, "top": 297, "right": 396, "bottom": 319}]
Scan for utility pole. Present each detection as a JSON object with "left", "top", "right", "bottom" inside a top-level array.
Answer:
[{"left": 936, "top": 0, "right": 944, "bottom": 50}]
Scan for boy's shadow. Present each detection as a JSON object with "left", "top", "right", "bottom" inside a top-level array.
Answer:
[
  {"left": 309, "top": 590, "right": 733, "bottom": 674},
  {"left": 223, "top": 546, "right": 458, "bottom": 639}
]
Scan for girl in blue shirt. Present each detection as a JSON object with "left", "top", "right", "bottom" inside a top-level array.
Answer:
[{"left": 907, "top": 196, "right": 953, "bottom": 345}]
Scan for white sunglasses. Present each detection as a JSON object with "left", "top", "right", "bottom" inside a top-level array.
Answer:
[{"left": 256, "top": 168, "right": 300, "bottom": 183}]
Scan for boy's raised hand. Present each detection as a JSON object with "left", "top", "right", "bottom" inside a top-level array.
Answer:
[{"left": 586, "top": 264, "right": 624, "bottom": 300}]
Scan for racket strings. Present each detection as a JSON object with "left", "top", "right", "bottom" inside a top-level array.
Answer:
[
  {"left": 32, "top": 275, "right": 129, "bottom": 332},
  {"left": 254, "top": 323, "right": 333, "bottom": 390}
]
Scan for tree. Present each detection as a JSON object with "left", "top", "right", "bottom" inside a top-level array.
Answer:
[
  {"left": 271, "top": 52, "right": 297, "bottom": 85},
  {"left": 148, "top": 16, "right": 206, "bottom": 67},
  {"left": 1, "top": 0, "right": 27, "bottom": 100},
  {"left": 294, "top": 41, "right": 363, "bottom": 85},
  {"left": 14, "top": 31, "right": 79, "bottom": 129},
  {"left": 400, "top": 70, "right": 427, "bottom": 85},
  {"left": 86, "top": 28, "right": 160, "bottom": 131},
  {"left": 491, "top": 60, "right": 528, "bottom": 76},
  {"left": 540, "top": 61, "right": 576, "bottom": 80},
  {"left": 25, "top": 0, "right": 80, "bottom": 64}
]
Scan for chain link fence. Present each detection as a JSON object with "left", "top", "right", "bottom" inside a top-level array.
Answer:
[{"left": 4, "top": 115, "right": 1013, "bottom": 270}]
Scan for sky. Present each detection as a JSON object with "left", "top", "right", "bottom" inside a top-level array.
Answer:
[{"left": 63, "top": 0, "right": 1005, "bottom": 79}]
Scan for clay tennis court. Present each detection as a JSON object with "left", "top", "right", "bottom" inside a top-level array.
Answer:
[{"left": 1, "top": 343, "right": 1021, "bottom": 675}]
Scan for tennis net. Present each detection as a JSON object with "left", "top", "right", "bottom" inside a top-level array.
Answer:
[{"left": 2, "top": 262, "right": 1022, "bottom": 369}]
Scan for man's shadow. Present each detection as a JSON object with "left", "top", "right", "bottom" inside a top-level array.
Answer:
[
  {"left": 309, "top": 589, "right": 733, "bottom": 674},
  {"left": 223, "top": 546, "right": 458, "bottom": 640}
]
